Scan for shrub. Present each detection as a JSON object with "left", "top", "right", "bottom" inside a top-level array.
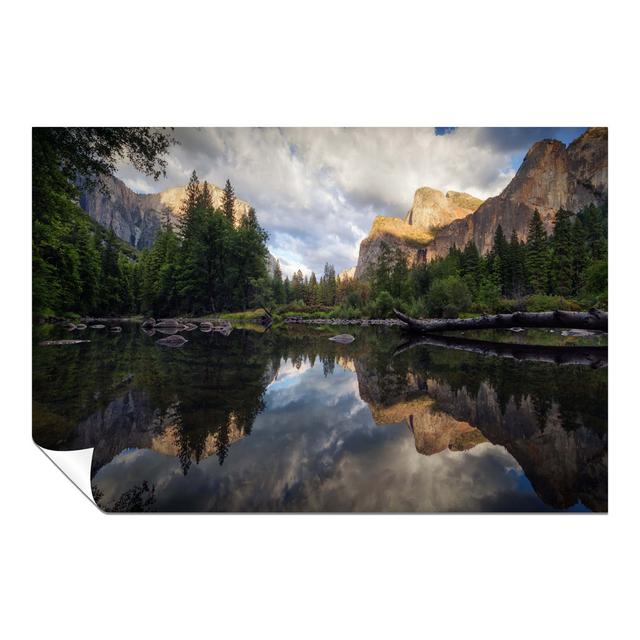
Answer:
[
  {"left": 370, "top": 290, "right": 395, "bottom": 318},
  {"left": 524, "top": 294, "right": 581, "bottom": 312},
  {"left": 426, "top": 276, "right": 472, "bottom": 318},
  {"left": 583, "top": 260, "right": 607, "bottom": 297}
]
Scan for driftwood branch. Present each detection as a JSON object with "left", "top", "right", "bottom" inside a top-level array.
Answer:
[
  {"left": 393, "top": 334, "right": 607, "bottom": 368},
  {"left": 393, "top": 308, "right": 608, "bottom": 333}
]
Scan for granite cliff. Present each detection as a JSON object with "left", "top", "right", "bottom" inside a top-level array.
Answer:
[
  {"left": 353, "top": 127, "right": 607, "bottom": 277},
  {"left": 79, "top": 174, "right": 277, "bottom": 274},
  {"left": 79, "top": 174, "right": 252, "bottom": 249},
  {"left": 426, "top": 127, "right": 608, "bottom": 258},
  {"left": 354, "top": 187, "right": 481, "bottom": 278}
]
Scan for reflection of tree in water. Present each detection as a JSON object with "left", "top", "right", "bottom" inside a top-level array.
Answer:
[
  {"left": 322, "top": 354, "right": 335, "bottom": 377},
  {"left": 93, "top": 481, "right": 156, "bottom": 513}
]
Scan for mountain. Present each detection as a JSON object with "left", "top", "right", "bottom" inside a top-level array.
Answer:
[
  {"left": 405, "top": 187, "right": 483, "bottom": 231},
  {"left": 354, "top": 187, "right": 481, "bottom": 278},
  {"left": 354, "top": 216, "right": 433, "bottom": 279},
  {"left": 79, "top": 174, "right": 278, "bottom": 274},
  {"left": 337, "top": 266, "right": 356, "bottom": 281},
  {"left": 426, "top": 127, "right": 608, "bottom": 258},
  {"left": 79, "top": 175, "right": 252, "bottom": 249},
  {"left": 353, "top": 128, "right": 607, "bottom": 278}
]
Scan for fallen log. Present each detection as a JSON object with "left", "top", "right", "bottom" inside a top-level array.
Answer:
[
  {"left": 393, "top": 308, "right": 607, "bottom": 333},
  {"left": 393, "top": 334, "right": 607, "bottom": 368}
]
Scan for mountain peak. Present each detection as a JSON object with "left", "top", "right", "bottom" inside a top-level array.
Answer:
[{"left": 405, "top": 186, "right": 482, "bottom": 231}]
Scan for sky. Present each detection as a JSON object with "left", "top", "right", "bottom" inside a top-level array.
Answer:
[{"left": 116, "top": 127, "right": 586, "bottom": 277}]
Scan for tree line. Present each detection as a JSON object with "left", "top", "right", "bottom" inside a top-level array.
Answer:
[
  {"left": 32, "top": 127, "right": 273, "bottom": 318},
  {"left": 136, "top": 171, "right": 270, "bottom": 316},
  {"left": 335, "top": 205, "right": 607, "bottom": 319}
]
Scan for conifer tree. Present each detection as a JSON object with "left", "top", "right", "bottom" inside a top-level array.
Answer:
[
  {"left": 508, "top": 230, "right": 526, "bottom": 297},
  {"left": 571, "top": 217, "right": 588, "bottom": 295},
  {"left": 525, "top": 210, "right": 549, "bottom": 294},
  {"left": 271, "top": 260, "right": 286, "bottom": 304},
  {"left": 550, "top": 209, "right": 574, "bottom": 296},
  {"left": 222, "top": 179, "right": 236, "bottom": 223}
]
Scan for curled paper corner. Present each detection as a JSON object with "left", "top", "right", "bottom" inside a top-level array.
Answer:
[{"left": 37, "top": 445, "right": 96, "bottom": 506}]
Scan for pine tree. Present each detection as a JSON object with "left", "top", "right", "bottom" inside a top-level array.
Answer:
[
  {"left": 525, "top": 210, "right": 549, "bottom": 294},
  {"left": 308, "top": 272, "right": 319, "bottom": 305},
  {"left": 571, "top": 217, "right": 588, "bottom": 295},
  {"left": 491, "top": 224, "right": 510, "bottom": 295},
  {"left": 283, "top": 276, "right": 291, "bottom": 304},
  {"left": 508, "top": 231, "right": 526, "bottom": 298},
  {"left": 550, "top": 209, "right": 574, "bottom": 296},
  {"left": 180, "top": 170, "right": 201, "bottom": 239},
  {"left": 222, "top": 179, "right": 235, "bottom": 223},
  {"left": 271, "top": 260, "right": 286, "bottom": 304},
  {"left": 321, "top": 263, "right": 337, "bottom": 305}
]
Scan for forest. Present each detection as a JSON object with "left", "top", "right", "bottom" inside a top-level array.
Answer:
[{"left": 32, "top": 127, "right": 607, "bottom": 320}]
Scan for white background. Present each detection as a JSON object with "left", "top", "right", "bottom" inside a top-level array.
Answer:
[{"left": 2, "top": 1, "right": 638, "bottom": 638}]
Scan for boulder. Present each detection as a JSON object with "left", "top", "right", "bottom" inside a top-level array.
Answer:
[
  {"left": 90, "top": 324, "right": 106, "bottom": 329},
  {"left": 156, "top": 335, "right": 188, "bottom": 348},
  {"left": 329, "top": 334, "right": 355, "bottom": 344},
  {"left": 155, "top": 319, "right": 181, "bottom": 328},
  {"left": 141, "top": 318, "right": 156, "bottom": 328},
  {"left": 75, "top": 323, "right": 87, "bottom": 330},
  {"left": 110, "top": 326, "right": 123, "bottom": 332}
]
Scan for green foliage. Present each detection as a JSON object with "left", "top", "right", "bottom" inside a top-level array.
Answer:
[
  {"left": 32, "top": 127, "right": 171, "bottom": 317},
  {"left": 370, "top": 291, "right": 395, "bottom": 318},
  {"left": 426, "top": 276, "right": 472, "bottom": 318},
  {"left": 525, "top": 210, "right": 549, "bottom": 294}
]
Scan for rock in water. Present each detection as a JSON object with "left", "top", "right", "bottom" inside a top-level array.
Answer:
[
  {"left": 329, "top": 334, "right": 355, "bottom": 344},
  {"left": 156, "top": 335, "right": 188, "bottom": 348},
  {"left": 142, "top": 318, "right": 156, "bottom": 328},
  {"left": 90, "top": 324, "right": 106, "bottom": 329},
  {"left": 183, "top": 323, "right": 198, "bottom": 331},
  {"left": 39, "top": 339, "right": 91, "bottom": 346},
  {"left": 155, "top": 318, "right": 181, "bottom": 328},
  {"left": 110, "top": 326, "right": 123, "bottom": 332},
  {"left": 75, "top": 323, "right": 87, "bottom": 330}
]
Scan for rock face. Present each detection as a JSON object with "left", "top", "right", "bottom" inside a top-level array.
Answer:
[
  {"left": 337, "top": 266, "right": 356, "bottom": 282},
  {"left": 354, "top": 187, "right": 481, "bottom": 279},
  {"left": 354, "top": 216, "right": 433, "bottom": 279},
  {"left": 426, "top": 127, "right": 608, "bottom": 258},
  {"left": 80, "top": 175, "right": 252, "bottom": 249},
  {"left": 405, "top": 187, "right": 483, "bottom": 231},
  {"left": 79, "top": 174, "right": 163, "bottom": 249}
]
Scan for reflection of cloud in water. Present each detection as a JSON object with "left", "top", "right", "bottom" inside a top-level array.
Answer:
[{"left": 94, "top": 362, "right": 550, "bottom": 512}]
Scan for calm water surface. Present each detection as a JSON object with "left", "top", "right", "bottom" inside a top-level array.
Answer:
[{"left": 32, "top": 323, "right": 607, "bottom": 512}]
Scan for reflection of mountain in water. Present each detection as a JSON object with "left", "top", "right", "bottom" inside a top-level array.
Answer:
[
  {"left": 33, "top": 325, "right": 607, "bottom": 511},
  {"left": 350, "top": 350, "right": 607, "bottom": 512}
]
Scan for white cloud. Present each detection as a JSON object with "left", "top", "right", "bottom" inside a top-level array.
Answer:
[{"left": 116, "top": 127, "right": 584, "bottom": 276}]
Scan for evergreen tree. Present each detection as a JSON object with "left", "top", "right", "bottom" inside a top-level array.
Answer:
[
  {"left": 490, "top": 224, "right": 510, "bottom": 295},
  {"left": 283, "top": 276, "right": 291, "bottom": 304},
  {"left": 321, "top": 263, "right": 337, "bottom": 306},
  {"left": 222, "top": 179, "right": 236, "bottom": 223},
  {"left": 571, "top": 217, "right": 589, "bottom": 295},
  {"left": 291, "top": 269, "right": 305, "bottom": 302},
  {"left": 550, "top": 209, "right": 574, "bottom": 296},
  {"left": 307, "top": 272, "right": 319, "bottom": 305},
  {"left": 525, "top": 210, "right": 549, "bottom": 294},
  {"left": 271, "top": 260, "right": 286, "bottom": 305},
  {"left": 508, "top": 231, "right": 526, "bottom": 298}
]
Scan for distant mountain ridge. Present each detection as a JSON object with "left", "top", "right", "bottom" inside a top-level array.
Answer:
[
  {"left": 354, "top": 127, "right": 607, "bottom": 278},
  {"left": 355, "top": 186, "right": 482, "bottom": 278},
  {"left": 426, "top": 127, "right": 608, "bottom": 259},
  {"left": 79, "top": 175, "right": 277, "bottom": 275},
  {"left": 79, "top": 175, "right": 252, "bottom": 249}
]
